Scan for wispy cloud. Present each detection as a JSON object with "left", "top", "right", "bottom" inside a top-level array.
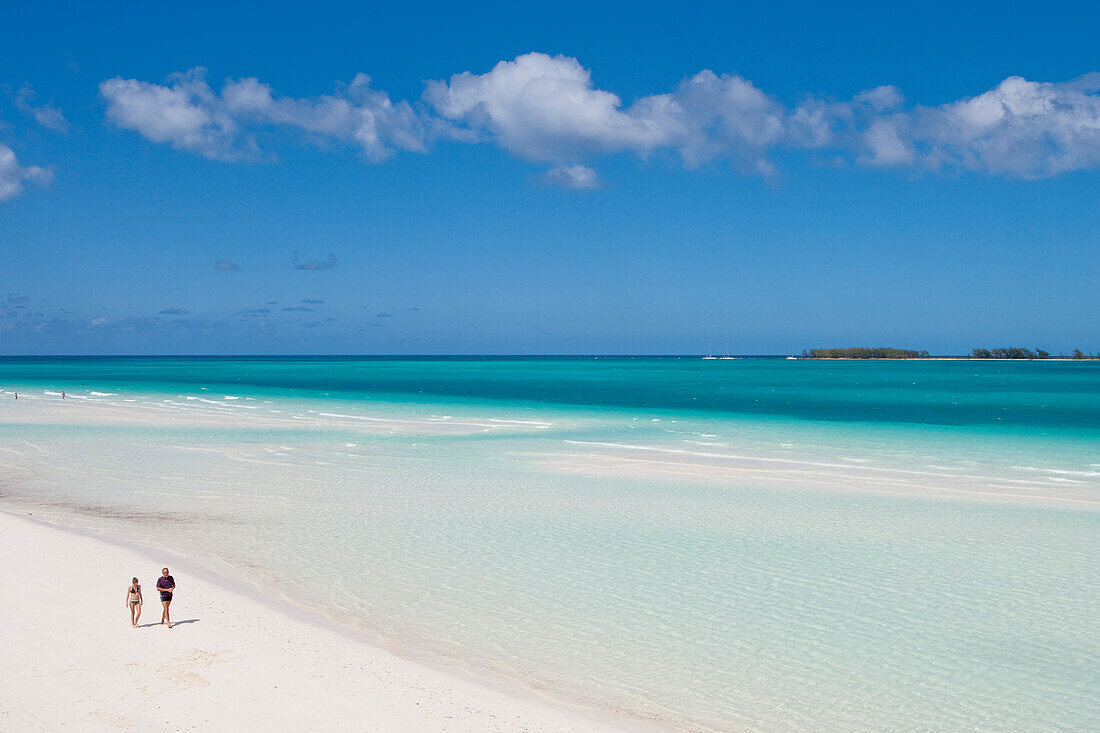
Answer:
[
  {"left": 0, "top": 143, "right": 52, "bottom": 204},
  {"left": 14, "top": 84, "right": 69, "bottom": 132},
  {"left": 282, "top": 306, "right": 314, "bottom": 312},
  {"left": 236, "top": 308, "right": 270, "bottom": 316},
  {"left": 301, "top": 298, "right": 324, "bottom": 304},
  {"left": 7, "top": 294, "right": 30, "bottom": 304},
  {"left": 158, "top": 307, "right": 191, "bottom": 315},
  {"left": 374, "top": 311, "right": 393, "bottom": 319},
  {"left": 543, "top": 164, "right": 599, "bottom": 190},
  {"left": 291, "top": 251, "right": 337, "bottom": 271},
  {"left": 0, "top": 312, "right": 247, "bottom": 345},
  {"left": 215, "top": 259, "right": 239, "bottom": 271},
  {"left": 60, "top": 52, "right": 79, "bottom": 74},
  {"left": 99, "top": 56, "right": 1100, "bottom": 181}
]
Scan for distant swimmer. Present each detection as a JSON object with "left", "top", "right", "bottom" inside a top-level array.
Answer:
[{"left": 61, "top": 391, "right": 66, "bottom": 399}]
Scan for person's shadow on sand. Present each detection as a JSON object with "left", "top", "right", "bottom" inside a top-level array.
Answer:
[{"left": 137, "top": 619, "right": 200, "bottom": 628}]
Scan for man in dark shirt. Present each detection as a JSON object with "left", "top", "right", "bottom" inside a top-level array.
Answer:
[{"left": 156, "top": 567, "right": 175, "bottom": 628}]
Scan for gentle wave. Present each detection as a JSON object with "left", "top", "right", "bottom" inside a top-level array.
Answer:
[{"left": 1012, "top": 465, "right": 1100, "bottom": 477}]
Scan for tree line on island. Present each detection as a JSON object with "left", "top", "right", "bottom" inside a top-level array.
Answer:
[
  {"left": 970, "top": 347, "right": 1097, "bottom": 359},
  {"left": 801, "top": 348, "right": 929, "bottom": 359},
  {"left": 800, "top": 347, "right": 1098, "bottom": 359}
]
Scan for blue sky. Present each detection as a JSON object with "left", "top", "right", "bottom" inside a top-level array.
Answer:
[{"left": 1, "top": 1, "right": 1098, "bottom": 354}]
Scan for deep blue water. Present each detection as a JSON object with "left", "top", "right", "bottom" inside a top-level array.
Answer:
[{"left": 1, "top": 356, "right": 1098, "bottom": 429}]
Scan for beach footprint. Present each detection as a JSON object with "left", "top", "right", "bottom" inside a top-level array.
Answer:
[
  {"left": 163, "top": 649, "right": 225, "bottom": 690},
  {"left": 134, "top": 649, "right": 226, "bottom": 693},
  {"left": 89, "top": 710, "right": 135, "bottom": 728}
]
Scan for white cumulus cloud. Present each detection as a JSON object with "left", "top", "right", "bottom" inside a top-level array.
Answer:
[
  {"left": 99, "top": 58, "right": 1100, "bottom": 181},
  {"left": 100, "top": 68, "right": 426, "bottom": 161},
  {"left": 909, "top": 74, "right": 1100, "bottom": 177},
  {"left": 424, "top": 53, "right": 674, "bottom": 160},
  {"left": 423, "top": 53, "right": 785, "bottom": 175},
  {"left": 665, "top": 70, "right": 784, "bottom": 170},
  {"left": 860, "top": 118, "right": 915, "bottom": 167},
  {"left": 100, "top": 69, "right": 244, "bottom": 160}
]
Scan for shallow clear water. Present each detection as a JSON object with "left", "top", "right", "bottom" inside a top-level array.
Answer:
[{"left": 0, "top": 357, "right": 1097, "bottom": 730}]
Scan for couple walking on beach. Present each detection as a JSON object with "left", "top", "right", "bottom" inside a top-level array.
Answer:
[{"left": 126, "top": 567, "right": 175, "bottom": 628}]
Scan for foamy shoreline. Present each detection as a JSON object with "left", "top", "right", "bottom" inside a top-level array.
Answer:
[{"left": 0, "top": 509, "right": 644, "bottom": 732}]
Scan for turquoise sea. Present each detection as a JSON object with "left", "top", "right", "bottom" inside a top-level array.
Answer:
[{"left": 1, "top": 357, "right": 1097, "bottom": 730}]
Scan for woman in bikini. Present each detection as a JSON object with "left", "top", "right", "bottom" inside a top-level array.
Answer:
[{"left": 126, "top": 577, "right": 143, "bottom": 627}]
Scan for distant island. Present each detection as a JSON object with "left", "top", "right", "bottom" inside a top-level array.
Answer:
[
  {"left": 969, "top": 347, "right": 1099, "bottom": 359},
  {"left": 801, "top": 348, "right": 928, "bottom": 359},
  {"left": 801, "top": 347, "right": 1098, "bottom": 359}
]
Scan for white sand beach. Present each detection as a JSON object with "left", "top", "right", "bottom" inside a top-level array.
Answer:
[{"left": 0, "top": 509, "right": 630, "bottom": 732}]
